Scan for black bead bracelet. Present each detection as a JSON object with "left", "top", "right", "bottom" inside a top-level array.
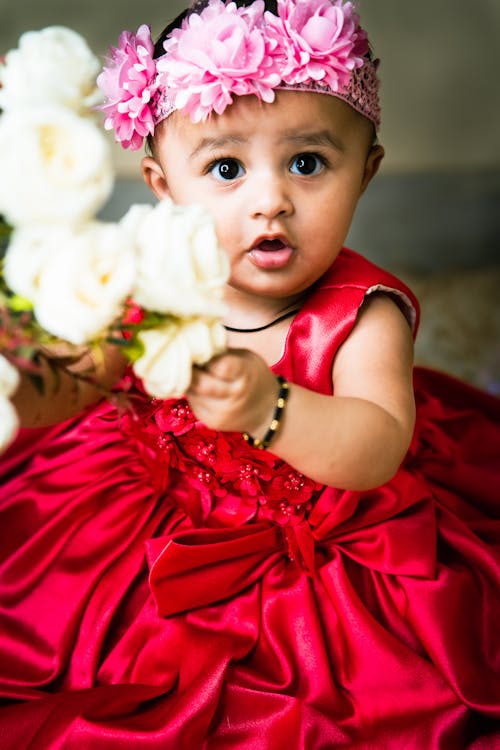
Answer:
[{"left": 243, "top": 376, "right": 290, "bottom": 450}]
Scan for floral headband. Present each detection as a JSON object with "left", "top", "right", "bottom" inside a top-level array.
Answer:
[{"left": 97, "top": 0, "right": 381, "bottom": 151}]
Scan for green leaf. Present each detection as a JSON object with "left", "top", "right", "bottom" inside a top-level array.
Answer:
[
  {"left": 141, "top": 311, "right": 176, "bottom": 329},
  {"left": 16, "top": 345, "right": 40, "bottom": 361},
  {"left": 120, "top": 339, "right": 145, "bottom": 363},
  {"left": 8, "top": 294, "right": 34, "bottom": 313}
]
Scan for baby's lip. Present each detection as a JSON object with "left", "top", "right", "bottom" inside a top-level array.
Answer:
[{"left": 247, "top": 235, "right": 295, "bottom": 270}]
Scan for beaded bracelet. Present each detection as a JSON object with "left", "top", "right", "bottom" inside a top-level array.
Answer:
[{"left": 243, "top": 376, "right": 290, "bottom": 450}]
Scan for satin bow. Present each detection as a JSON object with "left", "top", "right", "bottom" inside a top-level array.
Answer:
[{"left": 147, "top": 492, "right": 436, "bottom": 617}]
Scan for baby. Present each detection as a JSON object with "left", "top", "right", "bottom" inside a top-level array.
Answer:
[{"left": 1, "top": 2, "right": 499, "bottom": 748}]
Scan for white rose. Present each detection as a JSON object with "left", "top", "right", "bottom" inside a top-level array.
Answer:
[
  {"left": 4, "top": 226, "right": 63, "bottom": 302},
  {"left": 119, "top": 203, "right": 154, "bottom": 239},
  {"left": 36, "top": 222, "right": 136, "bottom": 344},
  {"left": 0, "top": 26, "right": 101, "bottom": 114},
  {"left": 0, "top": 354, "right": 20, "bottom": 398},
  {"left": 6, "top": 222, "right": 136, "bottom": 345},
  {"left": 0, "top": 106, "right": 113, "bottom": 227},
  {"left": 181, "top": 318, "right": 227, "bottom": 365},
  {"left": 133, "top": 325, "right": 193, "bottom": 399},
  {"left": 134, "top": 318, "right": 226, "bottom": 399},
  {"left": 128, "top": 199, "right": 229, "bottom": 318},
  {"left": 0, "top": 396, "right": 19, "bottom": 455}
]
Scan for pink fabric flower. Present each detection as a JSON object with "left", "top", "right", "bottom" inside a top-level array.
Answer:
[
  {"left": 267, "top": 0, "right": 368, "bottom": 92},
  {"left": 156, "top": 0, "right": 282, "bottom": 122},
  {"left": 97, "top": 1, "right": 379, "bottom": 144},
  {"left": 97, "top": 24, "right": 160, "bottom": 150}
]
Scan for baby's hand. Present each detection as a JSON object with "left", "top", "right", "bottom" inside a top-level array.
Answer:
[{"left": 187, "top": 349, "right": 280, "bottom": 437}]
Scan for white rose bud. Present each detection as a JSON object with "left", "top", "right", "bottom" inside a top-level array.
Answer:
[
  {"left": 6, "top": 222, "right": 136, "bottom": 345},
  {"left": 0, "top": 396, "right": 20, "bottom": 455},
  {"left": 134, "top": 319, "right": 226, "bottom": 399},
  {"left": 0, "top": 354, "right": 20, "bottom": 398},
  {"left": 0, "top": 106, "right": 113, "bottom": 227},
  {"left": 129, "top": 199, "right": 229, "bottom": 318},
  {"left": 0, "top": 26, "right": 101, "bottom": 113},
  {"left": 133, "top": 325, "right": 193, "bottom": 400}
]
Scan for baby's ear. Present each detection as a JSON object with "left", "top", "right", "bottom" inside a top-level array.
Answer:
[
  {"left": 360, "top": 144, "right": 385, "bottom": 194},
  {"left": 141, "top": 156, "right": 170, "bottom": 200}
]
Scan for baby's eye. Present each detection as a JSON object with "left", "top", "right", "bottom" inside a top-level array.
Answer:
[
  {"left": 209, "top": 158, "right": 244, "bottom": 181},
  {"left": 290, "top": 153, "right": 325, "bottom": 176}
]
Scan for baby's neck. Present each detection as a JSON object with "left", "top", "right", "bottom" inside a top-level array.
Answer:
[
  {"left": 222, "top": 290, "right": 306, "bottom": 334},
  {"left": 222, "top": 291, "right": 307, "bottom": 368}
]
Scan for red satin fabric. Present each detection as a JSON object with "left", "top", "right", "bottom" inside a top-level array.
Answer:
[{"left": 1, "top": 249, "right": 499, "bottom": 749}]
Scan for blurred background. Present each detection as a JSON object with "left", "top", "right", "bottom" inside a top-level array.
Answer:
[{"left": 1, "top": 0, "right": 499, "bottom": 389}]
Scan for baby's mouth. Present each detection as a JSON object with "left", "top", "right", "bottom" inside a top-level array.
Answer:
[
  {"left": 248, "top": 238, "right": 294, "bottom": 270},
  {"left": 257, "top": 239, "right": 286, "bottom": 252}
]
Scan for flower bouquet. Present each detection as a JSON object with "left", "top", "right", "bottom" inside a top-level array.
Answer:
[{"left": 0, "top": 27, "right": 229, "bottom": 453}]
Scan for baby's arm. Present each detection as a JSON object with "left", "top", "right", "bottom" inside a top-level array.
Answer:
[
  {"left": 11, "top": 343, "right": 127, "bottom": 428},
  {"left": 277, "top": 294, "right": 415, "bottom": 488},
  {"left": 187, "top": 294, "right": 415, "bottom": 490}
]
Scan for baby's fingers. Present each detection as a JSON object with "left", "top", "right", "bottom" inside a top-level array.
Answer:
[
  {"left": 188, "top": 363, "right": 236, "bottom": 399},
  {"left": 200, "top": 349, "right": 250, "bottom": 382}
]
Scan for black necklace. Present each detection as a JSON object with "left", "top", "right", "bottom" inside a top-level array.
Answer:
[{"left": 223, "top": 308, "right": 300, "bottom": 333}]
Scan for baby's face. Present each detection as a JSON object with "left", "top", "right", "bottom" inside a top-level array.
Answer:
[{"left": 144, "top": 91, "right": 382, "bottom": 308}]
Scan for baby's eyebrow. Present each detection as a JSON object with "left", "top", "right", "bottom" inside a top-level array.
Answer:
[
  {"left": 189, "top": 135, "right": 247, "bottom": 159},
  {"left": 282, "top": 130, "right": 345, "bottom": 152}
]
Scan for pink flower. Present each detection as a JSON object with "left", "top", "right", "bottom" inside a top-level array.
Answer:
[
  {"left": 122, "top": 299, "right": 144, "bottom": 327},
  {"left": 97, "top": 1, "right": 379, "bottom": 140},
  {"left": 97, "top": 24, "right": 160, "bottom": 150},
  {"left": 267, "top": 0, "right": 368, "bottom": 92},
  {"left": 157, "top": 0, "right": 281, "bottom": 122}
]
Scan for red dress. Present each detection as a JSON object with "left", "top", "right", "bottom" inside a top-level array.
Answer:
[{"left": 1, "top": 249, "right": 499, "bottom": 749}]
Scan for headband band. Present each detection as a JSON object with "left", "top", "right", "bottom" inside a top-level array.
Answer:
[{"left": 97, "top": 0, "right": 380, "bottom": 151}]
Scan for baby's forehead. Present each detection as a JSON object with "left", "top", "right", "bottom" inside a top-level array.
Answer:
[{"left": 161, "top": 91, "right": 370, "bottom": 146}]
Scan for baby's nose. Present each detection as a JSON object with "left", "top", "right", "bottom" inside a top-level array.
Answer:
[{"left": 249, "top": 173, "right": 293, "bottom": 220}]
